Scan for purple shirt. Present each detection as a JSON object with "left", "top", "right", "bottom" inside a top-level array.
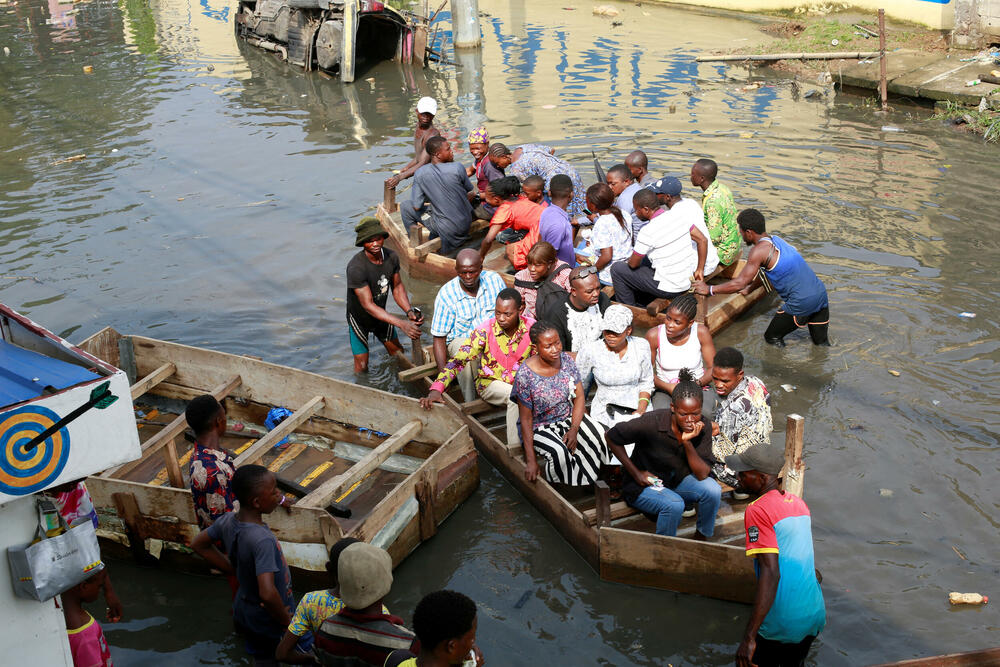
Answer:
[{"left": 539, "top": 205, "right": 577, "bottom": 267}]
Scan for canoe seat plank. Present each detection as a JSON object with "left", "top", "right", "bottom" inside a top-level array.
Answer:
[
  {"left": 299, "top": 420, "right": 423, "bottom": 509},
  {"left": 233, "top": 395, "right": 326, "bottom": 466},
  {"left": 130, "top": 362, "right": 176, "bottom": 401}
]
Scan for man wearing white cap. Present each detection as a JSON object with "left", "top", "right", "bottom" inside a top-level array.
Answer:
[{"left": 385, "top": 96, "right": 441, "bottom": 189}]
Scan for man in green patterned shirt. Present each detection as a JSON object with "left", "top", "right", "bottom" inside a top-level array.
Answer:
[{"left": 691, "top": 159, "right": 741, "bottom": 266}]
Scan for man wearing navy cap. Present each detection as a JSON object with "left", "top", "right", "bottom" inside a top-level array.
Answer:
[{"left": 727, "top": 444, "right": 825, "bottom": 667}]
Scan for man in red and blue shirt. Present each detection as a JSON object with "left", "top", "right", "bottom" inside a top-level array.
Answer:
[
  {"left": 727, "top": 444, "right": 825, "bottom": 667},
  {"left": 185, "top": 395, "right": 238, "bottom": 529}
]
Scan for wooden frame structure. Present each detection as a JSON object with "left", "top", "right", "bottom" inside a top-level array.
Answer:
[
  {"left": 78, "top": 328, "right": 479, "bottom": 582},
  {"left": 375, "top": 184, "right": 768, "bottom": 333}
]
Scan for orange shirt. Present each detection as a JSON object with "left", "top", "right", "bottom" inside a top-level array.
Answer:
[{"left": 491, "top": 196, "right": 544, "bottom": 232}]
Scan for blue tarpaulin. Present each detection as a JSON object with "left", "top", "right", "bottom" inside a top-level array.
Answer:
[{"left": 0, "top": 339, "right": 100, "bottom": 409}]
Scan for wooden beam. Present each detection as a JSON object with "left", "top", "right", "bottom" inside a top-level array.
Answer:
[
  {"left": 105, "top": 374, "right": 242, "bottom": 479},
  {"left": 299, "top": 420, "right": 423, "bottom": 509},
  {"left": 383, "top": 182, "right": 397, "bottom": 213},
  {"left": 130, "top": 362, "right": 176, "bottom": 400},
  {"left": 398, "top": 361, "right": 438, "bottom": 383},
  {"left": 782, "top": 414, "right": 805, "bottom": 498},
  {"left": 869, "top": 647, "right": 1000, "bottom": 667},
  {"left": 415, "top": 469, "right": 438, "bottom": 540},
  {"left": 233, "top": 395, "right": 326, "bottom": 466},
  {"left": 594, "top": 481, "right": 611, "bottom": 528},
  {"left": 162, "top": 439, "right": 185, "bottom": 488},
  {"left": 460, "top": 399, "right": 492, "bottom": 416}
]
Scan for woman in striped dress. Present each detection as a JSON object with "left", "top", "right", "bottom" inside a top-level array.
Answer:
[{"left": 511, "top": 321, "right": 609, "bottom": 485}]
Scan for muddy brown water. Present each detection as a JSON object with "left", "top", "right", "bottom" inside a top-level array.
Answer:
[{"left": 1, "top": 0, "right": 998, "bottom": 664}]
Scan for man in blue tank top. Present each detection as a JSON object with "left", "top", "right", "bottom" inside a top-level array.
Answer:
[{"left": 692, "top": 209, "right": 829, "bottom": 347}]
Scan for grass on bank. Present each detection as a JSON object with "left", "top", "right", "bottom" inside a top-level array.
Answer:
[{"left": 932, "top": 100, "right": 1000, "bottom": 143}]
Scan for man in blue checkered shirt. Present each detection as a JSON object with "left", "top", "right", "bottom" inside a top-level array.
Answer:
[{"left": 430, "top": 249, "right": 506, "bottom": 401}]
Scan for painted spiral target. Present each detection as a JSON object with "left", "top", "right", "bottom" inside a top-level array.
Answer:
[{"left": 0, "top": 405, "right": 70, "bottom": 495}]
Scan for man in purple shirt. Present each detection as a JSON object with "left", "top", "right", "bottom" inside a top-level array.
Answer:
[{"left": 538, "top": 174, "right": 577, "bottom": 267}]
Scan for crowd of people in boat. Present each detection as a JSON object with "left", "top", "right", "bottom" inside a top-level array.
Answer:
[{"left": 341, "top": 96, "right": 829, "bottom": 666}]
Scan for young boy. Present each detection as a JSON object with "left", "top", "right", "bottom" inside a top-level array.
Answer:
[
  {"left": 185, "top": 394, "right": 238, "bottom": 529},
  {"left": 63, "top": 570, "right": 114, "bottom": 667},
  {"left": 386, "top": 590, "right": 484, "bottom": 667},
  {"left": 192, "top": 465, "right": 303, "bottom": 665},
  {"left": 521, "top": 175, "right": 548, "bottom": 206},
  {"left": 478, "top": 176, "right": 543, "bottom": 269}
]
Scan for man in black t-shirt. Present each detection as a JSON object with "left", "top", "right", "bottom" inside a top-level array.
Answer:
[
  {"left": 347, "top": 217, "right": 424, "bottom": 373},
  {"left": 537, "top": 266, "right": 610, "bottom": 357}
]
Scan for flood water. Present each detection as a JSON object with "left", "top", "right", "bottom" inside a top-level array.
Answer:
[{"left": 1, "top": 0, "right": 998, "bottom": 663}]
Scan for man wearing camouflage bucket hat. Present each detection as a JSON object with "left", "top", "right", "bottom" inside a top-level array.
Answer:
[
  {"left": 727, "top": 443, "right": 825, "bottom": 667},
  {"left": 346, "top": 217, "right": 424, "bottom": 373}
]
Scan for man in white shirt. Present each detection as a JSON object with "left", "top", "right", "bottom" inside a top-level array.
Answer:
[
  {"left": 648, "top": 176, "right": 719, "bottom": 277},
  {"left": 610, "top": 187, "right": 707, "bottom": 308}
]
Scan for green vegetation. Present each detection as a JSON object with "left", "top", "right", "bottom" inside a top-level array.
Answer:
[{"left": 932, "top": 100, "right": 1000, "bottom": 144}]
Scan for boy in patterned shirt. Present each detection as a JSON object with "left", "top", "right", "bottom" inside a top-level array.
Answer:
[{"left": 185, "top": 394, "right": 238, "bottom": 529}]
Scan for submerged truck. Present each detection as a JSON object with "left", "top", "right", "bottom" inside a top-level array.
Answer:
[{"left": 234, "top": 0, "right": 418, "bottom": 82}]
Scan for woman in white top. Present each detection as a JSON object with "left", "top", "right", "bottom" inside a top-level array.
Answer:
[
  {"left": 575, "top": 305, "right": 654, "bottom": 430},
  {"left": 582, "top": 182, "right": 633, "bottom": 285},
  {"left": 645, "top": 293, "right": 715, "bottom": 410}
]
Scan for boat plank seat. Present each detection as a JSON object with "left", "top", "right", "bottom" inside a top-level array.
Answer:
[
  {"left": 233, "top": 395, "right": 326, "bottom": 466},
  {"left": 298, "top": 419, "right": 423, "bottom": 509},
  {"left": 104, "top": 374, "right": 242, "bottom": 482},
  {"left": 583, "top": 482, "right": 738, "bottom": 527},
  {"left": 130, "top": 362, "right": 176, "bottom": 401}
]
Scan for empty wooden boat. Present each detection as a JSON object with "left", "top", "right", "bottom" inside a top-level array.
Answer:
[
  {"left": 375, "top": 184, "right": 767, "bottom": 334},
  {"left": 77, "top": 327, "right": 479, "bottom": 584}
]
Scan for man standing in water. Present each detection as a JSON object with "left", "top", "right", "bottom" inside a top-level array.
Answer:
[
  {"left": 430, "top": 249, "right": 506, "bottom": 401},
  {"left": 347, "top": 217, "right": 424, "bottom": 373},
  {"left": 690, "top": 158, "right": 741, "bottom": 268},
  {"left": 385, "top": 97, "right": 440, "bottom": 189},
  {"left": 727, "top": 444, "right": 825, "bottom": 667},
  {"left": 693, "top": 209, "right": 829, "bottom": 347},
  {"left": 403, "top": 136, "right": 476, "bottom": 255}
]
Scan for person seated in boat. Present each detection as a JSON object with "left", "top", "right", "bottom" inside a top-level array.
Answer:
[
  {"left": 645, "top": 293, "right": 715, "bottom": 412},
  {"left": 421, "top": 288, "right": 534, "bottom": 447},
  {"left": 478, "top": 176, "right": 543, "bottom": 262},
  {"left": 625, "top": 149, "right": 655, "bottom": 186},
  {"left": 385, "top": 96, "right": 441, "bottom": 189},
  {"left": 538, "top": 174, "right": 577, "bottom": 268},
  {"left": 537, "top": 265, "right": 611, "bottom": 357},
  {"left": 605, "top": 164, "right": 643, "bottom": 237},
  {"left": 402, "top": 136, "right": 475, "bottom": 256},
  {"left": 472, "top": 140, "right": 509, "bottom": 221},
  {"left": 710, "top": 347, "right": 772, "bottom": 494},
  {"left": 522, "top": 175, "right": 549, "bottom": 206},
  {"left": 276, "top": 537, "right": 390, "bottom": 664},
  {"left": 465, "top": 126, "right": 489, "bottom": 181},
  {"left": 605, "top": 369, "right": 721, "bottom": 540},
  {"left": 514, "top": 241, "right": 571, "bottom": 320},
  {"left": 690, "top": 158, "right": 742, "bottom": 268},
  {"left": 609, "top": 188, "right": 705, "bottom": 308},
  {"left": 508, "top": 143, "right": 588, "bottom": 224},
  {"left": 192, "top": 465, "right": 305, "bottom": 664},
  {"left": 692, "top": 208, "right": 830, "bottom": 347},
  {"left": 575, "top": 305, "right": 653, "bottom": 430},
  {"left": 645, "top": 176, "right": 719, "bottom": 292},
  {"left": 185, "top": 394, "right": 238, "bottom": 529},
  {"left": 386, "top": 590, "right": 485, "bottom": 667},
  {"left": 430, "top": 249, "right": 506, "bottom": 402},
  {"left": 312, "top": 543, "right": 417, "bottom": 665},
  {"left": 581, "top": 182, "right": 633, "bottom": 287},
  {"left": 347, "top": 217, "right": 424, "bottom": 374},
  {"left": 510, "top": 321, "right": 610, "bottom": 485}
]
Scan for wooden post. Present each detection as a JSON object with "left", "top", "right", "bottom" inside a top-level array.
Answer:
[
  {"left": 594, "top": 480, "right": 612, "bottom": 528},
  {"left": 112, "top": 492, "right": 152, "bottom": 564},
  {"left": 383, "top": 181, "right": 397, "bottom": 213},
  {"left": 415, "top": 470, "right": 438, "bottom": 540},
  {"left": 162, "top": 439, "right": 185, "bottom": 488},
  {"left": 695, "top": 292, "right": 708, "bottom": 325},
  {"left": 878, "top": 9, "right": 888, "bottom": 112},
  {"left": 413, "top": 24, "right": 428, "bottom": 67},
  {"left": 449, "top": 0, "right": 481, "bottom": 48},
  {"left": 782, "top": 414, "right": 805, "bottom": 498}
]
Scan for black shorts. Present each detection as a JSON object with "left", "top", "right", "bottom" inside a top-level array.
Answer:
[
  {"left": 348, "top": 313, "right": 398, "bottom": 355},
  {"left": 752, "top": 633, "right": 817, "bottom": 667}
]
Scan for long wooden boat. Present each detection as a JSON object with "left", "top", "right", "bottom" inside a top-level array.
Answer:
[
  {"left": 395, "top": 349, "right": 807, "bottom": 604},
  {"left": 76, "top": 327, "right": 478, "bottom": 585},
  {"left": 375, "top": 185, "right": 768, "bottom": 334},
  {"left": 869, "top": 647, "right": 1000, "bottom": 666}
]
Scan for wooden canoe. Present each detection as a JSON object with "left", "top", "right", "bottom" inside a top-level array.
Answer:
[
  {"left": 76, "top": 327, "right": 479, "bottom": 586},
  {"left": 869, "top": 647, "right": 1000, "bottom": 666},
  {"left": 395, "top": 349, "right": 808, "bottom": 604},
  {"left": 375, "top": 184, "right": 768, "bottom": 334}
]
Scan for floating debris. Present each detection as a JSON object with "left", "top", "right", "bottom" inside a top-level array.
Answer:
[
  {"left": 780, "top": 384, "right": 795, "bottom": 392},
  {"left": 878, "top": 488, "right": 893, "bottom": 497},
  {"left": 881, "top": 126, "right": 903, "bottom": 132},
  {"left": 82, "top": 65, "right": 93, "bottom": 74},
  {"left": 888, "top": 369, "right": 901, "bottom": 377},
  {"left": 592, "top": 5, "right": 619, "bottom": 16},
  {"left": 51, "top": 153, "right": 86, "bottom": 165},
  {"left": 949, "top": 592, "right": 987, "bottom": 605},
  {"left": 957, "top": 312, "right": 976, "bottom": 318}
]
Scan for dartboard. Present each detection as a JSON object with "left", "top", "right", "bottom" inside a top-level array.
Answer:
[{"left": 0, "top": 405, "right": 71, "bottom": 495}]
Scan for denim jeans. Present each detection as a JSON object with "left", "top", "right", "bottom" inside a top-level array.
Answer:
[{"left": 630, "top": 474, "right": 721, "bottom": 537}]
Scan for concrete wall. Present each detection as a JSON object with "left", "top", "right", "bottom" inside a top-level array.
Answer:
[
  {"left": 661, "top": 0, "right": 957, "bottom": 30},
  {"left": 0, "top": 496, "right": 74, "bottom": 666}
]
